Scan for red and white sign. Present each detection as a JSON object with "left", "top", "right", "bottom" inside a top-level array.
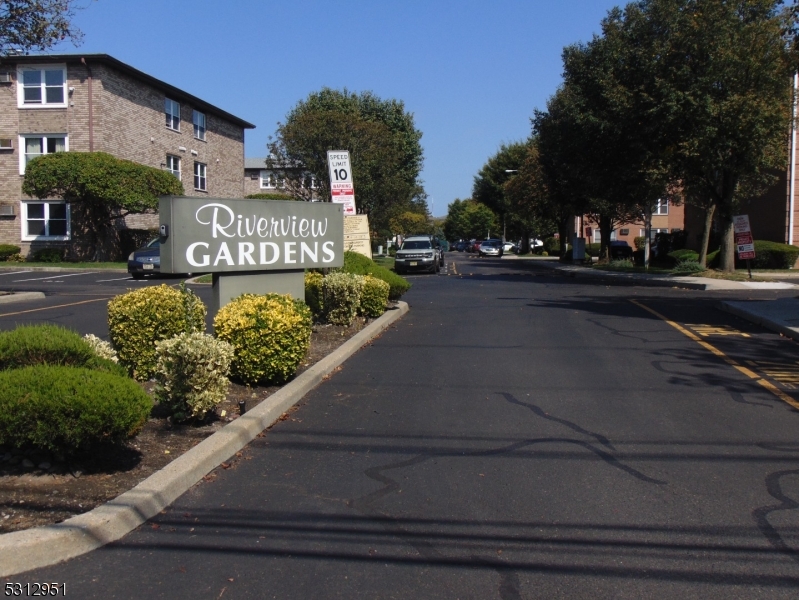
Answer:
[
  {"left": 733, "top": 214, "right": 756, "bottom": 260},
  {"left": 327, "top": 150, "right": 356, "bottom": 216}
]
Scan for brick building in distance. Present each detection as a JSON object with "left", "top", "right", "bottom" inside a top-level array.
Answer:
[{"left": 0, "top": 54, "right": 254, "bottom": 257}]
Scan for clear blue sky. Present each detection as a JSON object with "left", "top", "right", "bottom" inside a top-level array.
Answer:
[{"left": 53, "top": 0, "right": 620, "bottom": 216}]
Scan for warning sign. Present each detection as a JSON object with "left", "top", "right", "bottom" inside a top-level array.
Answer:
[
  {"left": 327, "top": 150, "right": 356, "bottom": 216},
  {"left": 733, "top": 215, "right": 756, "bottom": 260}
]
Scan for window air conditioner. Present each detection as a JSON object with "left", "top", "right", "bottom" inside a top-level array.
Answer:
[
  {"left": 0, "top": 139, "right": 12, "bottom": 150},
  {"left": 0, "top": 73, "right": 11, "bottom": 83},
  {"left": 0, "top": 205, "right": 15, "bottom": 216}
]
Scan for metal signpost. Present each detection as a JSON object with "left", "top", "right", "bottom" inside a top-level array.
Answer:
[
  {"left": 159, "top": 196, "right": 344, "bottom": 313},
  {"left": 327, "top": 150, "right": 357, "bottom": 216},
  {"left": 733, "top": 214, "right": 756, "bottom": 279}
]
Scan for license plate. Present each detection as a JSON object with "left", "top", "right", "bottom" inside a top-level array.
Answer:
[
  {"left": 143, "top": 264, "right": 154, "bottom": 270},
  {"left": 410, "top": 262, "right": 418, "bottom": 266}
]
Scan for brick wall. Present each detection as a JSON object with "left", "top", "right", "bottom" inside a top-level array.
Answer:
[{"left": 0, "top": 58, "right": 248, "bottom": 255}]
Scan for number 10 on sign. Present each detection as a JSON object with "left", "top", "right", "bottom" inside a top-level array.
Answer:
[{"left": 327, "top": 150, "right": 356, "bottom": 215}]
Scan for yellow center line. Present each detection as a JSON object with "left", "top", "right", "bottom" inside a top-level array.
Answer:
[
  {"left": 630, "top": 299, "right": 799, "bottom": 410},
  {"left": 0, "top": 297, "right": 112, "bottom": 318}
]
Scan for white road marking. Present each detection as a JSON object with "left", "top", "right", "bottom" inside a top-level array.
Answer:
[
  {"left": 13, "top": 272, "right": 98, "bottom": 282},
  {"left": 95, "top": 276, "right": 134, "bottom": 282},
  {"left": 0, "top": 271, "right": 33, "bottom": 276}
]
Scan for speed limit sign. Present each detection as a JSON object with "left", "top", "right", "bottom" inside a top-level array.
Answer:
[{"left": 327, "top": 150, "right": 356, "bottom": 215}]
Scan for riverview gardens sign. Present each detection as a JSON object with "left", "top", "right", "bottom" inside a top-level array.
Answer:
[{"left": 159, "top": 196, "right": 344, "bottom": 311}]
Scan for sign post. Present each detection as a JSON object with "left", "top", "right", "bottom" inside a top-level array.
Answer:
[
  {"left": 159, "top": 196, "right": 344, "bottom": 314},
  {"left": 733, "top": 214, "right": 756, "bottom": 280},
  {"left": 327, "top": 150, "right": 356, "bottom": 216}
]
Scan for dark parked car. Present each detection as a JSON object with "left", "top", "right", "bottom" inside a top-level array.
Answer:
[
  {"left": 127, "top": 238, "right": 160, "bottom": 279},
  {"left": 609, "top": 240, "right": 634, "bottom": 259},
  {"left": 454, "top": 240, "right": 469, "bottom": 252}
]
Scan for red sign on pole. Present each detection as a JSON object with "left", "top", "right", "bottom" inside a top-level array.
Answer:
[{"left": 733, "top": 215, "right": 756, "bottom": 260}]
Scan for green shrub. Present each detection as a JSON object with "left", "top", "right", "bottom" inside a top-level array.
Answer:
[
  {"left": 360, "top": 275, "right": 390, "bottom": 318},
  {"left": 323, "top": 272, "right": 363, "bottom": 326},
  {"left": 585, "top": 243, "right": 601, "bottom": 257},
  {"left": 668, "top": 249, "right": 699, "bottom": 263},
  {"left": 244, "top": 192, "right": 296, "bottom": 200},
  {"left": 609, "top": 259, "right": 634, "bottom": 268},
  {"left": 154, "top": 332, "right": 234, "bottom": 422},
  {"left": 388, "top": 246, "right": 397, "bottom": 257},
  {"left": 0, "top": 366, "right": 152, "bottom": 453},
  {"left": 672, "top": 259, "right": 705, "bottom": 274},
  {"left": 340, "top": 251, "right": 410, "bottom": 300},
  {"left": 214, "top": 294, "right": 312, "bottom": 385},
  {"left": 30, "top": 247, "right": 63, "bottom": 262},
  {"left": 747, "top": 240, "right": 799, "bottom": 269},
  {"left": 304, "top": 271, "right": 325, "bottom": 318},
  {"left": 0, "top": 244, "right": 21, "bottom": 260},
  {"left": 0, "top": 324, "right": 125, "bottom": 376},
  {"left": 543, "top": 237, "right": 560, "bottom": 254},
  {"left": 707, "top": 249, "right": 720, "bottom": 268},
  {"left": 633, "top": 236, "right": 647, "bottom": 251},
  {"left": 108, "top": 283, "right": 206, "bottom": 380},
  {"left": 540, "top": 251, "right": 549, "bottom": 257},
  {"left": 6, "top": 253, "right": 25, "bottom": 262}
]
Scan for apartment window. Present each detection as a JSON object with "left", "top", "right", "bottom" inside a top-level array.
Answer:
[
  {"left": 19, "top": 135, "right": 67, "bottom": 173},
  {"left": 21, "top": 201, "right": 69, "bottom": 240},
  {"left": 193, "top": 110, "right": 206, "bottom": 140},
  {"left": 260, "top": 170, "right": 276, "bottom": 189},
  {"left": 654, "top": 198, "right": 669, "bottom": 215},
  {"left": 620, "top": 228, "right": 630, "bottom": 236},
  {"left": 650, "top": 227, "right": 669, "bottom": 240},
  {"left": 194, "top": 162, "right": 207, "bottom": 191},
  {"left": 166, "top": 155, "right": 181, "bottom": 179},
  {"left": 17, "top": 66, "right": 67, "bottom": 107},
  {"left": 165, "top": 98, "right": 180, "bottom": 131}
]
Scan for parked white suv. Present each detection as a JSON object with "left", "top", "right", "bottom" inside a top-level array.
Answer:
[{"left": 394, "top": 236, "right": 440, "bottom": 274}]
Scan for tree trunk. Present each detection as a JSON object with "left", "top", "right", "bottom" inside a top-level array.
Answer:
[
  {"left": 719, "top": 215, "right": 736, "bottom": 272},
  {"left": 519, "top": 231, "right": 531, "bottom": 255},
  {"left": 599, "top": 215, "right": 612, "bottom": 263},
  {"left": 558, "top": 217, "right": 570, "bottom": 260},
  {"left": 697, "top": 204, "right": 715, "bottom": 268}
]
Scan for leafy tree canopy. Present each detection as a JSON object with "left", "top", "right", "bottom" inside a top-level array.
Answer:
[
  {"left": 269, "top": 88, "right": 425, "bottom": 232},
  {"left": 390, "top": 211, "right": 432, "bottom": 236},
  {"left": 443, "top": 199, "right": 499, "bottom": 241},
  {"left": 0, "top": 0, "right": 85, "bottom": 55},
  {"left": 472, "top": 142, "right": 531, "bottom": 230}
]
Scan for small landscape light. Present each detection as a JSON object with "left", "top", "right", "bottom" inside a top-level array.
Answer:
[{"left": 238, "top": 400, "right": 246, "bottom": 415}]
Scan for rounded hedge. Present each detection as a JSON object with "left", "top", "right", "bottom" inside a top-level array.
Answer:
[
  {"left": 341, "top": 251, "right": 410, "bottom": 300},
  {"left": 360, "top": 275, "right": 390, "bottom": 318},
  {"left": 214, "top": 293, "right": 312, "bottom": 385},
  {"left": 304, "top": 271, "right": 325, "bottom": 318},
  {"left": 0, "top": 244, "right": 21, "bottom": 260},
  {"left": 0, "top": 324, "right": 126, "bottom": 377},
  {"left": 0, "top": 366, "right": 152, "bottom": 453},
  {"left": 108, "top": 284, "right": 206, "bottom": 380}
]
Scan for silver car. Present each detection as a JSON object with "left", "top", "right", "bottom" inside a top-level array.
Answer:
[{"left": 479, "top": 239, "right": 504, "bottom": 257}]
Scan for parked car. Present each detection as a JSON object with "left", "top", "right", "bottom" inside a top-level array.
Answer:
[
  {"left": 454, "top": 240, "right": 469, "bottom": 252},
  {"left": 479, "top": 239, "right": 504, "bottom": 257},
  {"left": 394, "top": 236, "right": 439, "bottom": 274},
  {"left": 609, "top": 240, "right": 634, "bottom": 259},
  {"left": 503, "top": 241, "right": 518, "bottom": 253},
  {"left": 128, "top": 238, "right": 160, "bottom": 279},
  {"left": 468, "top": 239, "right": 484, "bottom": 253}
]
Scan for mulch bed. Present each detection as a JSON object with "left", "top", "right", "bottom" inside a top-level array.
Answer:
[{"left": 0, "top": 318, "right": 372, "bottom": 534}]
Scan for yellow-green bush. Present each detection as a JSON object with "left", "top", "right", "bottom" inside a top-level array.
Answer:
[
  {"left": 305, "top": 271, "right": 324, "bottom": 318},
  {"left": 323, "top": 272, "right": 363, "bottom": 326},
  {"left": 360, "top": 276, "right": 390, "bottom": 318},
  {"left": 214, "top": 294, "right": 312, "bottom": 385},
  {"left": 154, "top": 332, "right": 234, "bottom": 421},
  {"left": 107, "top": 284, "right": 206, "bottom": 380}
]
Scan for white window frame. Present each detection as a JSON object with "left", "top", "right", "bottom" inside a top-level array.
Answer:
[
  {"left": 654, "top": 198, "right": 669, "bottom": 215},
  {"left": 165, "top": 97, "right": 180, "bottom": 131},
  {"left": 166, "top": 154, "right": 181, "bottom": 180},
  {"left": 21, "top": 201, "right": 70, "bottom": 241},
  {"left": 18, "top": 134, "right": 68, "bottom": 174},
  {"left": 17, "top": 65, "right": 67, "bottom": 108},
  {"left": 192, "top": 110, "right": 206, "bottom": 141},
  {"left": 194, "top": 161, "right": 207, "bottom": 191},
  {"left": 650, "top": 227, "right": 669, "bottom": 240},
  {"left": 260, "top": 169, "right": 276, "bottom": 189}
]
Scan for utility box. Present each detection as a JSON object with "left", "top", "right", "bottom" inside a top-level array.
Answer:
[{"left": 572, "top": 237, "right": 586, "bottom": 261}]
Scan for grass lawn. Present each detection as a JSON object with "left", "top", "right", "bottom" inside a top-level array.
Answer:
[
  {"left": 373, "top": 256, "right": 395, "bottom": 269},
  {"left": 0, "top": 262, "right": 128, "bottom": 269},
  {"left": 192, "top": 274, "right": 213, "bottom": 284}
]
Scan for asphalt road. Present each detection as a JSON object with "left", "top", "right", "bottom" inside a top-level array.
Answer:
[{"left": 5, "top": 256, "right": 799, "bottom": 598}]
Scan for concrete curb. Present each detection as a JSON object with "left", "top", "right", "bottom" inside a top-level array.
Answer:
[
  {"left": 0, "top": 291, "right": 45, "bottom": 304},
  {"left": 0, "top": 301, "right": 409, "bottom": 577},
  {"left": 718, "top": 301, "right": 799, "bottom": 343},
  {"left": 534, "top": 263, "right": 709, "bottom": 290}
]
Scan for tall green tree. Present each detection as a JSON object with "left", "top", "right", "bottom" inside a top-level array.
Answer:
[
  {"left": 610, "top": 0, "right": 796, "bottom": 269},
  {"left": 0, "top": 0, "right": 86, "bottom": 55},
  {"left": 22, "top": 152, "right": 183, "bottom": 260},
  {"left": 472, "top": 142, "right": 531, "bottom": 241},
  {"left": 443, "top": 199, "right": 498, "bottom": 241},
  {"left": 269, "top": 88, "right": 425, "bottom": 232}
]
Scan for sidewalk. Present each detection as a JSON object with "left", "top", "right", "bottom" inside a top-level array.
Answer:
[{"left": 505, "top": 256, "right": 799, "bottom": 342}]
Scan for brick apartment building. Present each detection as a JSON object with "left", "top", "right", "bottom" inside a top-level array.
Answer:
[
  {"left": 0, "top": 53, "right": 254, "bottom": 256},
  {"left": 580, "top": 199, "right": 686, "bottom": 248},
  {"left": 244, "top": 157, "right": 319, "bottom": 200}
]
